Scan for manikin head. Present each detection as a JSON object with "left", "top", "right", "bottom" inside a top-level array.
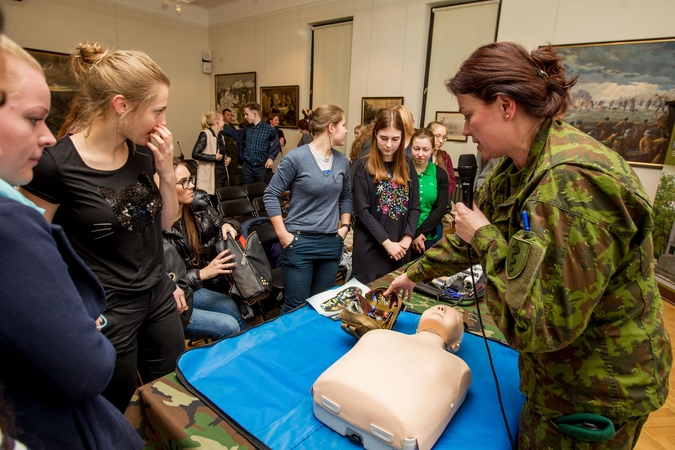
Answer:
[{"left": 416, "top": 305, "right": 464, "bottom": 353}]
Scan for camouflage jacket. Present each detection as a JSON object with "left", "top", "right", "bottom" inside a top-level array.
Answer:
[{"left": 406, "top": 119, "right": 672, "bottom": 420}]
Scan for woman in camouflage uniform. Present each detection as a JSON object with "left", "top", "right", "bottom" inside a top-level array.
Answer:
[{"left": 386, "top": 42, "right": 672, "bottom": 450}]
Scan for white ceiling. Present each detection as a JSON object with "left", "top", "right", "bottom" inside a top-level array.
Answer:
[{"left": 100, "top": 0, "right": 332, "bottom": 26}]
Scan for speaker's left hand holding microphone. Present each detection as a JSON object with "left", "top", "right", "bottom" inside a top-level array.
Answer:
[{"left": 454, "top": 201, "right": 490, "bottom": 244}]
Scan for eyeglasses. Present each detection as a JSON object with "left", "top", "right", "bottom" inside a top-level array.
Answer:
[{"left": 176, "top": 176, "right": 196, "bottom": 189}]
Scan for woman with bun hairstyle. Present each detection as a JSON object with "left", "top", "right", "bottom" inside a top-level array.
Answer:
[
  {"left": 296, "top": 113, "right": 313, "bottom": 148},
  {"left": 263, "top": 105, "right": 352, "bottom": 314},
  {"left": 352, "top": 109, "right": 420, "bottom": 284},
  {"left": 0, "top": 33, "right": 143, "bottom": 449},
  {"left": 192, "top": 110, "right": 225, "bottom": 197},
  {"left": 386, "top": 42, "right": 671, "bottom": 449},
  {"left": 23, "top": 42, "right": 185, "bottom": 412}
]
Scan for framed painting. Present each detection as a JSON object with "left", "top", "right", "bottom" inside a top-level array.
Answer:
[
  {"left": 435, "top": 111, "right": 467, "bottom": 142},
  {"left": 215, "top": 72, "right": 256, "bottom": 125},
  {"left": 361, "top": 97, "right": 404, "bottom": 126},
  {"left": 260, "top": 85, "right": 299, "bottom": 128},
  {"left": 26, "top": 48, "right": 79, "bottom": 135},
  {"left": 553, "top": 38, "right": 675, "bottom": 168}
]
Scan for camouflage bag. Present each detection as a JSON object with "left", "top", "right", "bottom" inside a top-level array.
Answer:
[{"left": 339, "top": 289, "right": 401, "bottom": 339}]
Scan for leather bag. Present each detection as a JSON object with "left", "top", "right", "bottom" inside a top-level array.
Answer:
[
  {"left": 216, "top": 232, "right": 272, "bottom": 304},
  {"left": 339, "top": 289, "right": 401, "bottom": 339},
  {"left": 163, "top": 242, "right": 194, "bottom": 329}
]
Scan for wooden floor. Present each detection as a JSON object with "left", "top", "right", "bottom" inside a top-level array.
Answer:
[{"left": 635, "top": 300, "right": 675, "bottom": 450}]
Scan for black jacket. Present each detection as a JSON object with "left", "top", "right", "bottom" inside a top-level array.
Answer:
[
  {"left": 163, "top": 189, "right": 241, "bottom": 293},
  {"left": 192, "top": 129, "right": 219, "bottom": 162}
]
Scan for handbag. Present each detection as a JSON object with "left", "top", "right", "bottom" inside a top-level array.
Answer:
[
  {"left": 216, "top": 231, "right": 272, "bottom": 304},
  {"left": 339, "top": 289, "right": 401, "bottom": 339}
]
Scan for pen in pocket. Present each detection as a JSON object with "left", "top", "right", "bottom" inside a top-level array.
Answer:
[{"left": 521, "top": 211, "right": 531, "bottom": 232}]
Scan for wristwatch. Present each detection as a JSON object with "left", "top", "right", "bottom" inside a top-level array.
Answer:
[{"left": 341, "top": 223, "right": 351, "bottom": 231}]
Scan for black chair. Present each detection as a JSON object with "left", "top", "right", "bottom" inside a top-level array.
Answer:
[
  {"left": 248, "top": 221, "right": 284, "bottom": 319},
  {"left": 215, "top": 185, "right": 247, "bottom": 202},
  {"left": 252, "top": 197, "right": 267, "bottom": 217},
  {"left": 217, "top": 198, "right": 257, "bottom": 222},
  {"left": 244, "top": 182, "right": 268, "bottom": 201},
  {"left": 232, "top": 173, "right": 244, "bottom": 186}
]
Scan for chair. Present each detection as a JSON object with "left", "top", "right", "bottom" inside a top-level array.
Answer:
[
  {"left": 248, "top": 221, "right": 285, "bottom": 320},
  {"left": 244, "top": 182, "right": 268, "bottom": 201},
  {"left": 215, "top": 185, "right": 247, "bottom": 202},
  {"left": 252, "top": 197, "right": 267, "bottom": 217},
  {"left": 232, "top": 173, "right": 244, "bottom": 186},
  {"left": 217, "top": 198, "right": 257, "bottom": 222}
]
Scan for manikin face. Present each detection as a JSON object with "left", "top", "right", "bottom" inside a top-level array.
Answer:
[
  {"left": 417, "top": 305, "right": 464, "bottom": 352},
  {"left": 174, "top": 164, "right": 195, "bottom": 205},
  {"left": 410, "top": 136, "right": 434, "bottom": 168},
  {"left": 0, "top": 57, "right": 56, "bottom": 185},
  {"left": 376, "top": 126, "right": 402, "bottom": 162},
  {"left": 430, "top": 124, "right": 447, "bottom": 151},
  {"left": 329, "top": 116, "right": 349, "bottom": 147},
  {"left": 125, "top": 83, "right": 169, "bottom": 148},
  {"left": 457, "top": 93, "right": 509, "bottom": 161},
  {"left": 270, "top": 115, "right": 280, "bottom": 127},
  {"left": 223, "top": 110, "right": 232, "bottom": 123}
]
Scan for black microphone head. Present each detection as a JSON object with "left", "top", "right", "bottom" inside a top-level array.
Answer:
[{"left": 458, "top": 154, "right": 478, "bottom": 182}]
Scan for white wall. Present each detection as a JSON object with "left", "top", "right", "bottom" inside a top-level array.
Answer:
[
  {"left": 1, "top": 0, "right": 210, "bottom": 153},
  {"left": 208, "top": 0, "right": 435, "bottom": 153},
  {"left": 498, "top": 0, "right": 675, "bottom": 200}
]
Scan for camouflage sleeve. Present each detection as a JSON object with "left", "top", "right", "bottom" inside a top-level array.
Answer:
[
  {"left": 405, "top": 231, "right": 473, "bottom": 282},
  {"left": 475, "top": 199, "right": 626, "bottom": 354}
]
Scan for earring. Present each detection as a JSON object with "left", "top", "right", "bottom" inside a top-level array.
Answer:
[{"left": 505, "top": 114, "right": 510, "bottom": 119}]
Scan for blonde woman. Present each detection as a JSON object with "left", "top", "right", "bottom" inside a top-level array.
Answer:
[
  {"left": 427, "top": 121, "right": 456, "bottom": 195},
  {"left": 1, "top": 35, "right": 142, "bottom": 448},
  {"left": 23, "top": 42, "right": 185, "bottom": 413},
  {"left": 393, "top": 104, "right": 415, "bottom": 149},
  {"left": 192, "top": 111, "right": 224, "bottom": 196}
]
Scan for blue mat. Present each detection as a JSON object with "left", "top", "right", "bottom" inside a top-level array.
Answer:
[{"left": 177, "top": 305, "right": 525, "bottom": 449}]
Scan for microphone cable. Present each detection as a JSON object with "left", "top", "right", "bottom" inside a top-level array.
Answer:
[{"left": 466, "top": 250, "right": 516, "bottom": 450}]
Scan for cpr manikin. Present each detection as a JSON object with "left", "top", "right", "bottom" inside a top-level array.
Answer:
[{"left": 312, "top": 305, "right": 472, "bottom": 450}]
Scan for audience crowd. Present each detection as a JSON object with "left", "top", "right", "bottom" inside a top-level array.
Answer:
[{"left": 0, "top": 5, "right": 670, "bottom": 449}]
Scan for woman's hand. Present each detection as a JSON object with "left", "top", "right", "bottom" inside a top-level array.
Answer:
[
  {"left": 383, "top": 239, "right": 406, "bottom": 261},
  {"left": 224, "top": 156, "right": 231, "bottom": 167},
  {"left": 221, "top": 223, "right": 237, "bottom": 240},
  {"left": 383, "top": 272, "right": 416, "bottom": 302},
  {"left": 412, "top": 234, "right": 426, "bottom": 253},
  {"left": 455, "top": 202, "right": 491, "bottom": 244},
  {"left": 215, "top": 153, "right": 223, "bottom": 161},
  {"left": 172, "top": 285, "right": 188, "bottom": 314},
  {"left": 199, "top": 250, "right": 236, "bottom": 281},
  {"left": 280, "top": 230, "right": 295, "bottom": 248},
  {"left": 337, "top": 226, "right": 349, "bottom": 240},
  {"left": 147, "top": 125, "right": 175, "bottom": 178}
]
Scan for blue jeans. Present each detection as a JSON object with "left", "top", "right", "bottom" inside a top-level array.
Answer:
[
  {"left": 185, "top": 288, "right": 251, "bottom": 341},
  {"left": 280, "top": 232, "right": 344, "bottom": 315}
]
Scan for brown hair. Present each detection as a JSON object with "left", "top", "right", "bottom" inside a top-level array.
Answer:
[
  {"left": 297, "top": 118, "right": 309, "bottom": 131},
  {"left": 366, "top": 109, "right": 410, "bottom": 185},
  {"left": 411, "top": 127, "right": 435, "bottom": 149},
  {"left": 349, "top": 122, "right": 374, "bottom": 163},
  {"left": 446, "top": 42, "right": 577, "bottom": 119},
  {"left": 393, "top": 105, "right": 415, "bottom": 143},
  {"left": 267, "top": 112, "right": 279, "bottom": 124},
  {"left": 426, "top": 121, "right": 449, "bottom": 174},
  {"left": 58, "top": 42, "right": 170, "bottom": 139},
  {"left": 244, "top": 102, "right": 261, "bottom": 114},
  {"left": 173, "top": 158, "right": 202, "bottom": 266},
  {"left": 302, "top": 105, "right": 344, "bottom": 136}
]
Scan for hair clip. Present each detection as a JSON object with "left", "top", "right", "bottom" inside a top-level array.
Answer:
[{"left": 537, "top": 69, "right": 549, "bottom": 80}]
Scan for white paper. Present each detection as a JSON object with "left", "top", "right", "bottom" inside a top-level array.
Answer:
[{"left": 306, "top": 278, "right": 372, "bottom": 318}]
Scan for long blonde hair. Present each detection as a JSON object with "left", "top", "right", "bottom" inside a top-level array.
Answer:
[
  {"left": 349, "top": 123, "right": 373, "bottom": 163},
  {"left": 0, "top": 36, "right": 43, "bottom": 76},
  {"left": 393, "top": 105, "right": 415, "bottom": 144},
  {"left": 58, "top": 42, "right": 170, "bottom": 139}
]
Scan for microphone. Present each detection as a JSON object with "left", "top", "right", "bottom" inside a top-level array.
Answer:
[{"left": 457, "top": 154, "right": 478, "bottom": 208}]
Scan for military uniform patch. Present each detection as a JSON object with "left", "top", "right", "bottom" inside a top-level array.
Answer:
[{"left": 507, "top": 235, "right": 531, "bottom": 279}]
